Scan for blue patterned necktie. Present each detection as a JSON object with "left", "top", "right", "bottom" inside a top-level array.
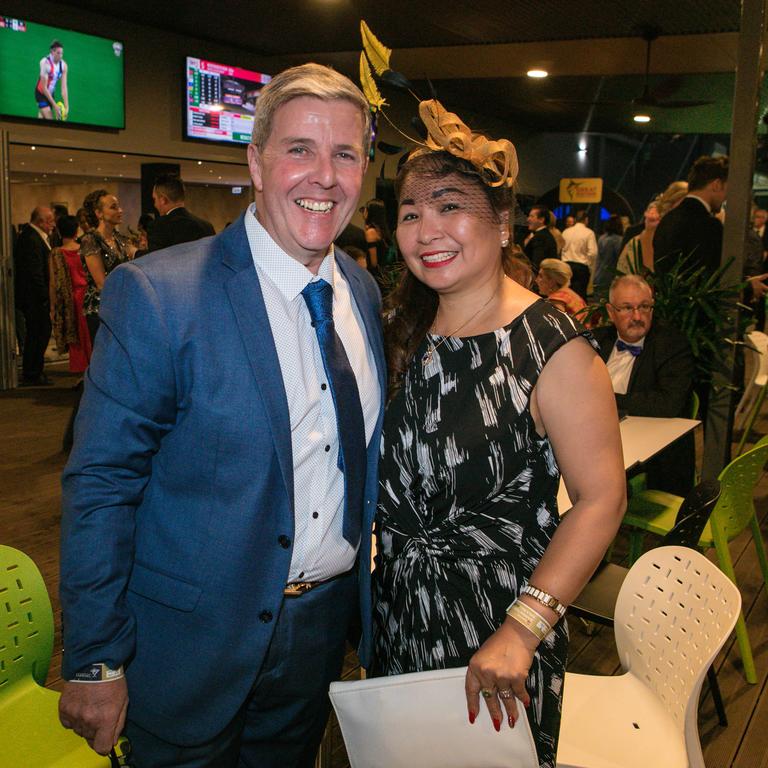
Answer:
[
  {"left": 616, "top": 339, "right": 642, "bottom": 357},
  {"left": 301, "top": 279, "right": 366, "bottom": 547}
]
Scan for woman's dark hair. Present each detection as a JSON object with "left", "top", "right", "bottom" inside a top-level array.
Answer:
[
  {"left": 385, "top": 150, "right": 513, "bottom": 397},
  {"left": 58, "top": 215, "right": 79, "bottom": 240},
  {"left": 604, "top": 214, "right": 623, "bottom": 236},
  {"left": 138, "top": 212, "right": 156, "bottom": 232},
  {"left": 363, "top": 199, "right": 392, "bottom": 245},
  {"left": 82, "top": 189, "right": 109, "bottom": 228}
]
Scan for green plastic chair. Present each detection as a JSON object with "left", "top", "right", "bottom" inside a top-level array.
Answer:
[
  {"left": 620, "top": 435, "right": 768, "bottom": 685},
  {"left": 0, "top": 544, "right": 115, "bottom": 767}
]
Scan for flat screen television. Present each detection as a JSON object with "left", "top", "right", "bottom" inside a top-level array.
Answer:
[
  {"left": 0, "top": 16, "right": 125, "bottom": 128},
  {"left": 185, "top": 57, "right": 271, "bottom": 145}
]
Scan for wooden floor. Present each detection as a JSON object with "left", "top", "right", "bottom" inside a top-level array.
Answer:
[{"left": 2, "top": 360, "right": 768, "bottom": 766}]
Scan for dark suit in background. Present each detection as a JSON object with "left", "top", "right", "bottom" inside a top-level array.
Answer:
[
  {"left": 593, "top": 322, "right": 695, "bottom": 496},
  {"left": 147, "top": 206, "right": 215, "bottom": 252},
  {"left": 13, "top": 224, "right": 51, "bottom": 382},
  {"left": 524, "top": 227, "right": 558, "bottom": 271},
  {"left": 653, "top": 196, "right": 723, "bottom": 276}
]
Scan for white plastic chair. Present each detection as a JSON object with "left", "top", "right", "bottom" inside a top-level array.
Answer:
[
  {"left": 734, "top": 330, "right": 768, "bottom": 438},
  {"left": 556, "top": 546, "right": 741, "bottom": 768}
]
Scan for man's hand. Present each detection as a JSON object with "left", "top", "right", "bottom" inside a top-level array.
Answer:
[
  {"left": 749, "top": 273, "right": 768, "bottom": 300},
  {"left": 59, "top": 677, "right": 128, "bottom": 755}
]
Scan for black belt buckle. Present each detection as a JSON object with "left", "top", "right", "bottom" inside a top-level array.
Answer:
[{"left": 284, "top": 581, "right": 315, "bottom": 597}]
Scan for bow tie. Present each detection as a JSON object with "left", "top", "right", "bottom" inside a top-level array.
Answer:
[{"left": 616, "top": 340, "right": 642, "bottom": 357}]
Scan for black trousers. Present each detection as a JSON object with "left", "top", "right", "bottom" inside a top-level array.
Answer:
[{"left": 19, "top": 303, "right": 51, "bottom": 380}]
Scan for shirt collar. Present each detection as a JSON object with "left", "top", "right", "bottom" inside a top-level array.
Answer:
[
  {"left": 685, "top": 194, "right": 711, "bottom": 214},
  {"left": 616, "top": 333, "right": 646, "bottom": 349},
  {"left": 163, "top": 204, "right": 184, "bottom": 216},
  {"left": 244, "top": 203, "right": 336, "bottom": 300}
]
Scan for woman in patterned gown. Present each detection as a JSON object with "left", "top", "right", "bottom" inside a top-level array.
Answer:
[{"left": 372, "top": 103, "right": 626, "bottom": 768}]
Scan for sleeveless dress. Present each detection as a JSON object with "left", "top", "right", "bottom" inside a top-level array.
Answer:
[{"left": 373, "top": 299, "right": 597, "bottom": 768}]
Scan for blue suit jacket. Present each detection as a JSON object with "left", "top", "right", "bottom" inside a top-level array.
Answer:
[{"left": 60, "top": 214, "right": 385, "bottom": 745}]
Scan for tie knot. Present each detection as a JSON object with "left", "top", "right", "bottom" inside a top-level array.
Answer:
[
  {"left": 616, "top": 339, "right": 642, "bottom": 357},
  {"left": 301, "top": 279, "right": 334, "bottom": 327}
]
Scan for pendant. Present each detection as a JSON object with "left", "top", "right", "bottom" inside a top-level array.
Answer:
[{"left": 422, "top": 347, "right": 433, "bottom": 367}]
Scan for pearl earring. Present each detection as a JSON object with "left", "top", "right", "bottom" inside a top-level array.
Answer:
[{"left": 501, "top": 238, "right": 509, "bottom": 248}]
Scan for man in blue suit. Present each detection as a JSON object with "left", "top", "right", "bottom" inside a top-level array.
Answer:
[{"left": 58, "top": 63, "right": 385, "bottom": 767}]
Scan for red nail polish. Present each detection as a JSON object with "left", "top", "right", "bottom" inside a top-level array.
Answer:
[
  {"left": 508, "top": 714, "right": 516, "bottom": 728},
  {"left": 468, "top": 711, "right": 476, "bottom": 724},
  {"left": 524, "top": 698, "right": 531, "bottom": 708},
  {"left": 493, "top": 717, "right": 501, "bottom": 732}
]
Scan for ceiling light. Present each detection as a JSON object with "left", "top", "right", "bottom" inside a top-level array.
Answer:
[
  {"left": 68, "top": 158, "right": 73, "bottom": 162},
  {"left": 121, "top": 154, "right": 126, "bottom": 158},
  {"left": 197, "top": 160, "right": 202, "bottom": 165},
  {"left": 633, "top": 114, "right": 651, "bottom": 123},
  {"left": 527, "top": 69, "right": 548, "bottom": 79},
  {"left": 30, "top": 145, "right": 36, "bottom": 150}
]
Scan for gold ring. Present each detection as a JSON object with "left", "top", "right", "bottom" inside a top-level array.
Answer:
[{"left": 480, "top": 688, "right": 494, "bottom": 699}]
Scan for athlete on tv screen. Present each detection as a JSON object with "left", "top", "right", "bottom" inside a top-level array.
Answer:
[{"left": 35, "top": 39, "right": 68, "bottom": 120}]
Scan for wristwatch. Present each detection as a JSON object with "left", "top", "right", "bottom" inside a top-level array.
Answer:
[{"left": 521, "top": 584, "right": 567, "bottom": 618}]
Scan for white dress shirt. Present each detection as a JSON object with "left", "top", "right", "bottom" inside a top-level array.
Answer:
[
  {"left": 561, "top": 222, "right": 598, "bottom": 269},
  {"left": 30, "top": 223, "right": 51, "bottom": 249},
  {"left": 606, "top": 335, "right": 646, "bottom": 395},
  {"left": 244, "top": 204, "right": 380, "bottom": 582}
]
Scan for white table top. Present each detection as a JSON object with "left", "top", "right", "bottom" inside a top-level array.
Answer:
[{"left": 557, "top": 416, "right": 700, "bottom": 513}]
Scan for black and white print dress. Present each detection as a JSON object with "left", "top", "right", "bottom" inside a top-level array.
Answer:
[{"left": 373, "top": 299, "right": 597, "bottom": 768}]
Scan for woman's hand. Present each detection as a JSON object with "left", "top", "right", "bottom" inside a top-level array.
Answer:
[{"left": 465, "top": 617, "right": 536, "bottom": 731}]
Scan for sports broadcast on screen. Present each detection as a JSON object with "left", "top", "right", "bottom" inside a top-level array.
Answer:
[
  {"left": 185, "top": 57, "right": 271, "bottom": 145},
  {"left": 0, "top": 16, "right": 124, "bottom": 128}
]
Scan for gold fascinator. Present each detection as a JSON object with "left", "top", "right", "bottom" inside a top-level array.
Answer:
[
  {"left": 359, "top": 21, "right": 519, "bottom": 189},
  {"left": 415, "top": 100, "right": 519, "bottom": 189}
]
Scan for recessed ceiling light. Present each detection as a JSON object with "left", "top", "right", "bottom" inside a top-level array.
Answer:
[
  {"left": 633, "top": 114, "right": 651, "bottom": 123},
  {"left": 30, "top": 145, "right": 36, "bottom": 150},
  {"left": 527, "top": 69, "right": 548, "bottom": 79},
  {"left": 121, "top": 154, "right": 126, "bottom": 158},
  {"left": 197, "top": 160, "right": 202, "bottom": 165},
  {"left": 68, "top": 158, "right": 73, "bottom": 162}
]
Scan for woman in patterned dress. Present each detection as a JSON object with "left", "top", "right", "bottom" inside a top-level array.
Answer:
[{"left": 372, "top": 106, "right": 625, "bottom": 768}]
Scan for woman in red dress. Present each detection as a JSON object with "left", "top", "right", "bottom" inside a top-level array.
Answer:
[{"left": 49, "top": 214, "right": 91, "bottom": 372}]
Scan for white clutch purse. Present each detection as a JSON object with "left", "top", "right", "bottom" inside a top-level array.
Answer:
[{"left": 329, "top": 666, "right": 539, "bottom": 768}]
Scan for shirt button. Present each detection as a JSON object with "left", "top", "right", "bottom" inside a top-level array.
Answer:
[
  {"left": 259, "top": 610, "right": 273, "bottom": 623},
  {"left": 321, "top": 383, "right": 328, "bottom": 391},
  {"left": 324, "top": 445, "right": 330, "bottom": 452},
  {"left": 299, "top": 571, "right": 305, "bottom": 579},
  {"left": 278, "top": 535, "right": 291, "bottom": 548},
  {"left": 312, "top": 511, "right": 319, "bottom": 519}
]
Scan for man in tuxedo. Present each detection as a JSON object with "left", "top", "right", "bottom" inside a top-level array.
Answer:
[
  {"left": 59, "top": 63, "right": 385, "bottom": 768},
  {"left": 14, "top": 205, "right": 55, "bottom": 385},
  {"left": 593, "top": 274, "right": 695, "bottom": 496},
  {"left": 753, "top": 208, "right": 768, "bottom": 254},
  {"left": 524, "top": 204, "right": 558, "bottom": 272},
  {"left": 653, "top": 155, "right": 728, "bottom": 277},
  {"left": 146, "top": 173, "right": 216, "bottom": 252}
]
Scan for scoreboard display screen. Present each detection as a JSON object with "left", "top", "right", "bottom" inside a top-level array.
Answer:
[
  {"left": 185, "top": 57, "right": 270, "bottom": 145},
  {"left": 0, "top": 16, "right": 124, "bottom": 128}
]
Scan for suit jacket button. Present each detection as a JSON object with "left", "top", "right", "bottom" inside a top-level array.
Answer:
[
  {"left": 278, "top": 535, "right": 291, "bottom": 548},
  {"left": 259, "top": 610, "right": 273, "bottom": 623}
]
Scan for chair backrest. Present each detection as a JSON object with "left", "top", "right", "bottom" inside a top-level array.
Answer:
[
  {"left": 614, "top": 546, "right": 741, "bottom": 768},
  {"left": 661, "top": 479, "right": 721, "bottom": 549},
  {"left": 747, "top": 330, "right": 768, "bottom": 381},
  {"left": 0, "top": 545, "right": 54, "bottom": 692},
  {"left": 712, "top": 435, "right": 768, "bottom": 541},
  {"left": 688, "top": 390, "right": 700, "bottom": 420}
]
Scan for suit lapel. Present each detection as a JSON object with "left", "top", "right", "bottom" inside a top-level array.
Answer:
[{"left": 220, "top": 216, "right": 295, "bottom": 511}]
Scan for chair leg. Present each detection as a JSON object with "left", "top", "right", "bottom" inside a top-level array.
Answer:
[
  {"left": 712, "top": 525, "right": 758, "bottom": 684},
  {"left": 628, "top": 531, "right": 645, "bottom": 565},
  {"left": 706, "top": 665, "right": 728, "bottom": 727},
  {"left": 736, "top": 385, "right": 767, "bottom": 456},
  {"left": 749, "top": 513, "right": 768, "bottom": 594}
]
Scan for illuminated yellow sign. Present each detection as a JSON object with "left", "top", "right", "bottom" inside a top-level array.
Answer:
[{"left": 559, "top": 178, "right": 603, "bottom": 203}]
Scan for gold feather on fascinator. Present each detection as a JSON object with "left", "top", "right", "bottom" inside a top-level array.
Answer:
[
  {"left": 360, "top": 21, "right": 391, "bottom": 76},
  {"left": 359, "top": 53, "right": 386, "bottom": 112},
  {"left": 417, "top": 100, "right": 519, "bottom": 188}
]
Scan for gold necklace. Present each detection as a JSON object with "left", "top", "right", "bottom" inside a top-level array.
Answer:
[{"left": 422, "top": 282, "right": 502, "bottom": 368}]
